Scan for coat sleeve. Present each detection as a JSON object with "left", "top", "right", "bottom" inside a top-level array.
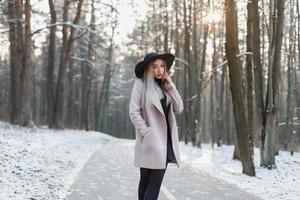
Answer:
[
  {"left": 164, "top": 80, "right": 184, "bottom": 114},
  {"left": 129, "top": 79, "right": 149, "bottom": 138}
]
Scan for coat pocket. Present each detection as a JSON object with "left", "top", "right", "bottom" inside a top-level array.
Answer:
[{"left": 142, "top": 126, "right": 151, "bottom": 141}]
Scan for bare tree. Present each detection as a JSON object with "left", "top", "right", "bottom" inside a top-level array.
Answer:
[
  {"left": 252, "top": 0, "right": 264, "bottom": 148},
  {"left": 80, "top": 0, "right": 95, "bottom": 131},
  {"left": 95, "top": 3, "right": 118, "bottom": 131},
  {"left": 21, "top": 0, "right": 33, "bottom": 126},
  {"left": 224, "top": 0, "right": 256, "bottom": 176},
  {"left": 7, "top": 0, "right": 33, "bottom": 126},
  {"left": 46, "top": 0, "right": 57, "bottom": 126},
  {"left": 52, "top": 0, "right": 84, "bottom": 129},
  {"left": 8, "top": 0, "right": 22, "bottom": 124},
  {"left": 261, "top": 0, "right": 285, "bottom": 168},
  {"left": 284, "top": 0, "right": 297, "bottom": 155},
  {"left": 245, "top": 0, "right": 254, "bottom": 150}
]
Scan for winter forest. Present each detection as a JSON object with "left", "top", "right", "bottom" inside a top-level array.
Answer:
[{"left": 0, "top": 0, "right": 299, "bottom": 199}]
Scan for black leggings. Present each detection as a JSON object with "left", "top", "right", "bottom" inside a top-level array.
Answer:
[{"left": 138, "top": 163, "right": 168, "bottom": 200}]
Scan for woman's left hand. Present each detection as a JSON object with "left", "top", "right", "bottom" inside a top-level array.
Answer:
[{"left": 162, "top": 72, "right": 171, "bottom": 84}]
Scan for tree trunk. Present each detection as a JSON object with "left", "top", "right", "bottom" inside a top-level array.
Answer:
[
  {"left": 285, "top": 0, "right": 297, "bottom": 155},
  {"left": 96, "top": 11, "right": 116, "bottom": 131},
  {"left": 295, "top": 0, "right": 300, "bottom": 152},
  {"left": 21, "top": 0, "right": 34, "bottom": 126},
  {"left": 47, "top": 0, "right": 57, "bottom": 126},
  {"left": 261, "top": 0, "right": 285, "bottom": 169},
  {"left": 224, "top": 0, "right": 256, "bottom": 176},
  {"left": 8, "top": 0, "right": 22, "bottom": 125},
  {"left": 197, "top": 0, "right": 210, "bottom": 145},
  {"left": 252, "top": 0, "right": 264, "bottom": 148},
  {"left": 53, "top": 0, "right": 84, "bottom": 129},
  {"left": 211, "top": 20, "right": 217, "bottom": 147},
  {"left": 245, "top": 0, "right": 255, "bottom": 152},
  {"left": 163, "top": 0, "right": 169, "bottom": 52},
  {"left": 192, "top": 0, "right": 202, "bottom": 147},
  {"left": 183, "top": 0, "right": 190, "bottom": 144},
  {"left": 80, "top": 0, "right": 95, "bottom": 131}
]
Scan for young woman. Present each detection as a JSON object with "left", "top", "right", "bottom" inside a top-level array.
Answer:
[{"left": 129, "top": 52, "right": 184, "bottom": 200}]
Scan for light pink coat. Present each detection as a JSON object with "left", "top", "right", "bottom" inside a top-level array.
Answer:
[{"left": 129, "top": 78, "right": 184, "bottom": 169}]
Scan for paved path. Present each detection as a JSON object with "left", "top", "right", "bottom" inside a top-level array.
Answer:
[{"left": 65, "top": 138, "right": 261, "bottom": 200}]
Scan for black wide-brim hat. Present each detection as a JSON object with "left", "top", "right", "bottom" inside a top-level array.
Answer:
[{"left": 135, "top": 52, "right": 175, "bottom": 79}]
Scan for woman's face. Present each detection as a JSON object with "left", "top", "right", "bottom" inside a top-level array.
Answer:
[{"left": 148, "top": 59, "right": 166, "bottom": 79}]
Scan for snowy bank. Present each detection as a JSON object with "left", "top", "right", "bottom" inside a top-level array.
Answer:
[
  {"left": 1, "top": 122, "right": 298, "bottom": 200},
  {"left": 180, "top": 142, "right": 300, "bottom": 200},
  {"left": 0, "top": 121, "right": 112, "bottom": 200}
]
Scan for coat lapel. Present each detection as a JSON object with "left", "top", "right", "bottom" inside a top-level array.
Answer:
[{"left": 151, "top": 89, "right": 165, "bottom": 116}]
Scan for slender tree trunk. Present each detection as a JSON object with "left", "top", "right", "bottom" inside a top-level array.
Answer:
[
  {"left": 8, "top": 0, "right": 22, "bottom": 124},
  {"left": 53, "top": 0, "right": 84, "bottom": 129},
  {"left": 196, "top": 0, "right": 210, "bottom": 146},
  {"left": 163, "top": 0, "right": 169, "bottom": 52},
  {"left": 80, "top": 0, "right": 95, "bottom": 131},
  {"left": 219, "top": 60, "right": 226, "bottom": 145},
  {"left": 191, "top": 0, "right": 199, "bottom": 146},
  {"left": 295, "top": 0, "right": 300, "bottom": 152},
  {"left": 261, "top": 0, "right": 285, "bottom": 168},
  {"left": 211, "top": 20, "right": 217, "bottom": 147},
  {"left": 213, "top": 21, "right": 223, "bottom": 147},
  {"left": 51, "top": 0, "right": 70, "bottom": 128},
  {"left": 15, "top": 0, "right": 24, "bottom": 124},
  {"left": 192, "top": 0, "right": 202, "bottom": 147},
  {"left": 183, "top": 0, "right": 190, "bottom": 144},
  {"left": 47, "top": 0, "right": 57, "bottom": 126},
  {"left": 245, "top": 0, "right": 254, "bottom": 152},
  {"left": 21, "top": 0, "right": 33, "bottom": 126},
  {"left": 186, "top": 0, "right": 195, "bottom": 144},
  {"left": 224, "top": 0, "right": 256, "bottom": 176},
  {"left": 252, "top": 0, "right": 264, "bottom": 148},
  {"left": 285, "top": 0, "right": 297, "bottom": 155},
  {"left": 224, "top": 68, "right": 231, "bottom": 144},
  {"left": 152, "top": 2, "right": 159, "bottom": 52},
  {"left": 96, "top": 17, "right": 116, "bottom": 131}
]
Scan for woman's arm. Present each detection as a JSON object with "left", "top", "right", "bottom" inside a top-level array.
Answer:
[
  {"left": 129, "top": 79, "right": 149, "bottom": 138},
  {"left": 164, "top": 80, "right": 184, "bottom": 114}
]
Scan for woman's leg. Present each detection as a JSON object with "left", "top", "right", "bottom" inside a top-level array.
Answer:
[
  {"left": 138, "top": 167, "right": 151, "bottom": 200},
  {"left": 143, "top": 166, "right": 167, "bottom": 200}
]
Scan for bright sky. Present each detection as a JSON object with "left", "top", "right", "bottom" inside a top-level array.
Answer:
[
  {"left": 114, "top": 0, "right": 148, "bottom": 44},
  {"left": 1, "top": 0, "right": 244, "bottom": 57},
  {"left": 31, "top": 0, "right": 148, "bottom": 45},
  {"left": 0, "top": 0, "right": 147, "bottom": 56}
]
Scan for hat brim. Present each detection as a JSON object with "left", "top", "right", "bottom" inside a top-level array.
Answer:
[{"left": 135, "top": 53, "right": 175, "bottom": 79}]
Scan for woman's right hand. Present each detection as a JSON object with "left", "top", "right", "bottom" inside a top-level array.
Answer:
[{"left": 129, "top": 79, "right": 149, "bottom": 138}]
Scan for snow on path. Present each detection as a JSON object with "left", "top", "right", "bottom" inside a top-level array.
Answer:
[
  {"left": 180, "top": 142, "right": 300, "bottom": 200},
  {"left": 0, "top": 121, "right": 112, "bottom": 200},
  {"left": 66, "top": 137, "right": 261, "bottom": 200},
  {"left": 1, "top": 120, "right": 298, "bottom": 200}
]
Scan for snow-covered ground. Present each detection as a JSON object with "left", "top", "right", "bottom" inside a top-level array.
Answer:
[
  {"left": 0, "top": 120, "right": 299, "bottom": 200},
  {"left": 180, "top": 142, "right": 300, "bottom": 200},
  {"left": 0, "top": 121, "right": 112, "bottom": 200}
]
